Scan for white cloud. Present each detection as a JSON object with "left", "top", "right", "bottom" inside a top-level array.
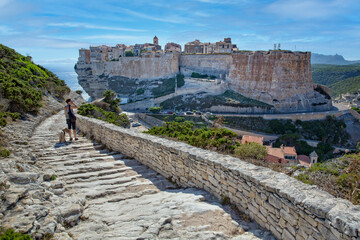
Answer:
[
  {"left": 0, "top": 25, "right": 19, "bottom": 35},
  {"left": 266, "top": 0, "right": 356, "bottom": 19},
  {"left": 1, "top": 35, "right": 88, "bottom": 49},
  {"left": 120, "top": 8, "right": 189, "bottom": 24},
  {"left": 48, "top": 22, "right": 146, "bottom": 32}
]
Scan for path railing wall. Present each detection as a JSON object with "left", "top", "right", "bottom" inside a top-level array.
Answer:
[{"left": 77, "top": 115, "right": 360, "bottom": 240}]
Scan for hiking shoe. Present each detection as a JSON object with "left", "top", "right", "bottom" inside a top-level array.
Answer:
[
  {"left": 69, "top": 138, "right": 73, "bottom": 141},
  {"left": 75, "top": 138, "right": 79, "bottom": 141}
]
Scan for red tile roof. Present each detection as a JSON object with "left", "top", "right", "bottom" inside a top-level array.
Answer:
[
  {"left": 283, "top": 146, "right": 297, "bottom": 156},
  {"left": 298, "top": 155, "right": 311, "bottom": 167},
  {"left": 241, "top": 135, "right": 264, "bottom": 145}
]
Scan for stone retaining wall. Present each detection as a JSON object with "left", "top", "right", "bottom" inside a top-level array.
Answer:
[
  {"left": 134, "top": 113, "right": 164, "bottom": 127},
  {"left": 349, "top": 109, "right": 360, "bottom": 121},
  {"left": 77, "top": 115, "right": 360, "bottom": 240}
]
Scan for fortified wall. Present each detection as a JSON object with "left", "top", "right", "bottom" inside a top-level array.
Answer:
[
  {"left": 76, "top": 51, "right": 332, "bottom": 112},
  {"left": 77, "top": 115, "right": 360, "bottom": 240}
]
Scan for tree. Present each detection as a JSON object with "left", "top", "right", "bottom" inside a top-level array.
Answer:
[
  {"left": 149, "top": 107, "right": 162, "bottom": 114},
  {"left": 125, "top": 51, "right": 134, "bottom": 57},
  {"left": 235, "top": 142, "right": 267, "bottom": 160},
  {"left": 103, "top": 90, "right": 116, "bottom": 103},
  {"left": 75, "top": 90, "right": 83, "bottom": 95}
]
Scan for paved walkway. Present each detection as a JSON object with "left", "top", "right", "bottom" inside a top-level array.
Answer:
[{"left": 30, "top": 112, "right": 273, "bottom": 240}]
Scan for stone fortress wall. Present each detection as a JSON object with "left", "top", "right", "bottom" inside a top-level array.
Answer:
[
  {"left": 76, "top": 51, "right": 332, "bottom": 112},
  {"left": 77, "top": 115, "right": 360, "bottom": 240}
]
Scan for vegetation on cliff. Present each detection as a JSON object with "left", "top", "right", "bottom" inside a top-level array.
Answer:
[
  {"left": 0, "top": 44, "right": 71, "bottom": 157},
  {"left": 0, "top": 44, "right": 70, "bottom": 116},
  {"left": 293, "top": 153, "right": 360, "bottom": 205},
  {"left": 312, "top": 64, "right": 360, "bottom": 96}
]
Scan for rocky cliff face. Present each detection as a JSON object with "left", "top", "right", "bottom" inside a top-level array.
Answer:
[
  {"left": 76, "top": 51, "right": 332, "bottom": 112},
  {"left": 75, "top": 53, "right": 179, "bottom": 100},
  {"left": 227, "top": 51, "right": 332, "bottom": 112}
]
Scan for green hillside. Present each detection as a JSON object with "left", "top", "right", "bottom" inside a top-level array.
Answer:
[
  {"left": 0, "top": 44, "right": 70, "bottom": 121},
  {"left": 312, "top": 64, "right": 360, "bottom": 96}
]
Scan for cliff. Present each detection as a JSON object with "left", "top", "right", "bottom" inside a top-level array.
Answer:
[
  {"left": 75, "top": 53, "right": 179, "bottom": 101},
  {"left": 76, "top": 51, "right": 332, "bottom": 112}
]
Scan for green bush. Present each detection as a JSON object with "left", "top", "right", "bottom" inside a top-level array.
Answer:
[
  {"left": 309, "top": 162, "right": 339, "bottom": 175},
  {"left": 103, "top": 90, "right": 121, "bottom": 113},
  {"left": 234, "top": 142, "right": 267, "bottom": 160},
  {"left": 191, "top": 72, "right": 208, "bottom": 78},
  {"left": 75, "top": 90, "right": 83, "bottom": 95},
  {"left": 0, "top": 227, "right": 32, "bottom": 240},
  {"left": 125, "top": 51, "right": 134, "bottom": 57},
  {"left": 78, "top": 103, "right": 130, "bottom": 128},
  {"left": 0, "top": 147, "right": 10, "bottom": 158},
  {"left": 146, "top": 121, "right": 239, "bottom": 153},
  {"left": 295, "top": 174, "right": 313, "bottom": 185},
  {"left": 149, "top": 107, "right": 162, "bottom": 114},
  {"left": 136, "top": 88, "right": 145, "bottom": 95}
]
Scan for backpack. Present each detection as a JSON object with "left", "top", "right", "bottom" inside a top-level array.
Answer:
[{"left": 67, "top": 105, "right": 76, "bottom": 121}]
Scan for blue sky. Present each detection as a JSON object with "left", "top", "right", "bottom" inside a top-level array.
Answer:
[{"left": 1, "top": 0, "right": 360, "bottom": 68}]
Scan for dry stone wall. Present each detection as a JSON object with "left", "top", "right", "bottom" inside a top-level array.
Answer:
[{"left": 77, "top": 115, "right": 360, "bottom": 240}]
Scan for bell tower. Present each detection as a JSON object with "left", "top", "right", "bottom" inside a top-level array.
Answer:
[{"left": 153, "top": 36, "right": 158, "bottom": 46}]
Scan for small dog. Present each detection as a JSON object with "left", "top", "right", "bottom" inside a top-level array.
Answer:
[{"left": 59, "top": 129, "right": 71, "bottom": 143}]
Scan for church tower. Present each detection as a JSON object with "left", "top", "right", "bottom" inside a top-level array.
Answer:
[{"left": 153, "top": 36, "right": 158, "bottom": 46}]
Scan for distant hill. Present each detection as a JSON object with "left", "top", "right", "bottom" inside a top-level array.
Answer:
[
  {"left": 312, "top": 64, "right": 360, "bottom": 96},
  {"left": 311, "top": 53, "right": 360, "bottom": 65}
]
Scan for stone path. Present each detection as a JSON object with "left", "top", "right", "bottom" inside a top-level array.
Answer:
[{"left": 30, "top": 112, "right": 273, "bottom": 240}]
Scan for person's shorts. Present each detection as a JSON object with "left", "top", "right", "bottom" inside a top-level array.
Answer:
[{"left": 66, "top": 119, "right": 76, "bottom": 130}]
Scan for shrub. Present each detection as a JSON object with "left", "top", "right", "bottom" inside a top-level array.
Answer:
[
  {"left": 125, "top": 51, "right": 134, "bottom": 57},
  {"left": 78, "top": 103, "right": 130, "bottom": 128},
  {"left": 234, "top": 142, "right": 267, "bottom": 160},
  {"left": 295, "top": 174, "right": 313, "bottom": 185},
  {"left": 149, "top": 107, "right": 162, "bottom": 114},
  {"left": 50, "top": 174, "right": 56, "bottom": 181},
  {"left": 136, "top": 88, "right": 145, "bottom": 95},
  {"left": 0, "top": 227, "right": 32, "bottom": 240},
  {"left": 0, "top": 147, "right": 10, "bottom": 158},
  {"left": 103, "top": 90, "right": 116, "bottom": 103},
  {"left": 75, "top": 90, "right": 83, "bottom": 95},
  {"left": 191, "top": 72, "right": 208, "bottom": 78}
]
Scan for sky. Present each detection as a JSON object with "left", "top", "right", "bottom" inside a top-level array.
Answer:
[{"left": 1, "top": 0, "right": 360, "bottom": 72}]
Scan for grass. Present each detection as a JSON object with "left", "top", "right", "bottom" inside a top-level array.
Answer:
[{"left": 294, "top": 154, "right": 360, "bottom": 205}]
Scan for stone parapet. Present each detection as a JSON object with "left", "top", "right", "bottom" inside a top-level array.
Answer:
[{"left": 77, "top": 115, "right": 360, "bottom": 240}]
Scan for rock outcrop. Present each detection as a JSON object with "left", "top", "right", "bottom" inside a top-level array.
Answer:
[{"left": 76, "top": 51, "right": 332, "bottom": 112}]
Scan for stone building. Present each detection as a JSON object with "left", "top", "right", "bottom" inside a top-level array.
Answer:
[
  {"left": 153, "top": 36, "right": 158, "bottom": 46},
  {"left": 241, "top": 135, "right": 263, "bottom": 145},
  {"left": 185, "top": 38, "right": 237, "bottom": 54},
  {"left": 90, "top": 45, "right": 109, "bottom": 62},
  {"left": 265, "top": 145, "right": 297, "bottom": 164},
  {"left": 78, "top": 48, "right": 90, "bottom": 64},
  {"left": 184, "top": 40, "right": 204, "bottom": 54},
  {"left": 214, "top": 38, "right": 233, "bottom": 53},
  {"left": 165, "top": 42, "right": 181, "bottom": 53}
]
